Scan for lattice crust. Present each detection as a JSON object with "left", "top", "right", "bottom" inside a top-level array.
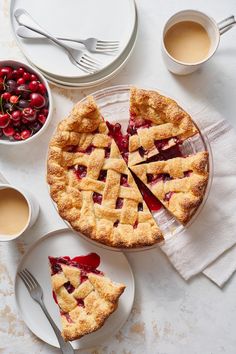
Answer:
[
  {"left": 47, "top": 97, "right": 163, "bottom": 248},
  {"left": 128, "top": 87, "right": 198, "bottom": 166},
  {"left": 51, "top": 265, "right": 125, "bottom": 341},
  {"left": 131, "top": 152, "right": 209, "bottom": 224}
]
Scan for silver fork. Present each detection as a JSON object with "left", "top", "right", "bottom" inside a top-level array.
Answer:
[
  {"left": 18, "top": 268, "right": 74, "bottom": 354},
  {"left": 14, "top": 8, "right": 101, "bottom": 74},
  {"left": 17, "top": 26, "right": 120, "bottom": 54}
]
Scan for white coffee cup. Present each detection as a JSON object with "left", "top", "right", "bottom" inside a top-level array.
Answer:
[
  {"left": 0, "top": 184, "right": 40, "bottom": 241},
  {"left": 162, "top": 10, "right": 236, "bottom": 75}
]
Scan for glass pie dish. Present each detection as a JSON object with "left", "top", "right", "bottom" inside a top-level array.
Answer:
[{"left": 49, "top": 85, "right": 213, "bottom": 252}]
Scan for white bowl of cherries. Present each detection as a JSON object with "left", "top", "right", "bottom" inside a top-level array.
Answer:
[{"left": 0, "top": 60, "right": 52, "bottom": 144}]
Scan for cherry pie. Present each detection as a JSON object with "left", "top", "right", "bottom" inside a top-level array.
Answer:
[
  {"left": 49, "top": 253, "right": 125, "bottom": 341},
  {"left": 131, "top": 152, "right": 208, "bottom": 224},
  {"left": 47, "top": 96, "right": 163, "bottom": 248},
  {"left": 47, "top": 88, "right": 209, "bottom": 247}
]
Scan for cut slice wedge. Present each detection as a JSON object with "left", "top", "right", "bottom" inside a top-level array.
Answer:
[
  {"left": 127, "top": 87, "right": 198, "bottom": 166},
  {"left": 130, "top": 152, "right": 209, "bottom": 224},
  {"left": 49, "top": 253, "right": 125, "bottom": 341}
]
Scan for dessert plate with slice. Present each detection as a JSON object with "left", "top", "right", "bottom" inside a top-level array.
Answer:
[
  {"left": 14, "top": 228, "right": 134, "bottom": 350},
  {"left": 47, "top": 85, "right": 212, "bottom": 251}
]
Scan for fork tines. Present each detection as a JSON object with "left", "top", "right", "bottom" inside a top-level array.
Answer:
[{"left": 18, "top": 268, "right": 40, "bottom": 291}]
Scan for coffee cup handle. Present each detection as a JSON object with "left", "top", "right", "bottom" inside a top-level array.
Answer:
[{"left": 217, "top": 15, "right": 236, "bottom": 35}]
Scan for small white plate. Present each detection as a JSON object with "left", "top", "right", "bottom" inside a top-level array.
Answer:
[
  {"left": 14, "top": 228, "right": 134, "bottom": 350},
  {"left": 10, "top": 0, "right": 136, "bottom": 79}
]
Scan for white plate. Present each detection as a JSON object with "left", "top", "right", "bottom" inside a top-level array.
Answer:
[
  {"left": 33, "top": 13, "right": 138, "bottom": 88},
  {"left": 14, "top": 228, "right": 134, "bottom": 350},
  {"left": 10, "top": 0, "right": 136, "bottom": 79}
]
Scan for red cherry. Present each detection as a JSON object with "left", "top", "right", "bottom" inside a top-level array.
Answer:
[
  {"left": 22, "top": 118, "right": 29, "bottom": 124},
  {"left": 17, "top": 77, "right": 25, "bottom": 85},
  {"left": 1, "top": 92, "right": 11, "bottom": 101},
  {"left": 11, "top": 69, "right": 19, "bottom": 79},
  {"left": 3, "top": 126, "right": 15, "bottom": 136},
  {"left": 11, "top": 110, "right": 21, "bottom": 121},
  {"left": 9, "top": 95, "right": 19, "bottom": 104},
  {"left": 29, "top": 80, "right": 39, "bottom": 92},
  {"left": 13, "top": 132, "right": 21, "bottom": 141},
  {"left": 0, "top": 66, "right": 13, "bottom": 79},
  {"left": 17, "top": 67, "right": 25, "bottom": 76},
  {"left": 30, "top": 93, "right": 46, "bottom": 109},
  {"left": 23, "top": 72, "right": 31, "bottom": 81},
  {"left": 21, "top": 129, "right": 31, "bottom": 140},
  {"left": 0, "top": 128, "right": 3, "bottom": 137},
  {"left": 22, "top": 107, "right": 36, "bottom": 121},
  {"left": 12, "top": 120, "right": 21, "bottom": 127},
  {"left": 30, "top": 74, "right": 38, "bottom": 81},
  {"left": 38, "top": 83, "right": 47, "bottom": 95},
  {"left": 0, "top": 114, "right": 10, "bottom": 128},
  {"left": 40, "top": 108, "right": 48, "bottom": 116},
  {"left": 0, "top": 77, "right": 5, "bottom": 90},
  {"left": 38, "top": 114, "right": 46, "bottom": 125}
]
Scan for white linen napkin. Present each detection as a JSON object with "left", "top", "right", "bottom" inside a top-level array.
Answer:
[{"left": 160, "top": 108, "right": 236, "bottom": 287}]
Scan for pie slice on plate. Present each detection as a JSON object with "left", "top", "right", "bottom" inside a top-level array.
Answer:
[
  {"left": 49, "top": 253, "right": 125, "bottom": 341},
  {"left": 130, "top": 152, "right": 209, "bottom": 224},
  {"left": 127, "top": 87, "right": 198, "bottom": 166},
  {"left": 47, "top": 96, "right": 163, "bottom": 248}
]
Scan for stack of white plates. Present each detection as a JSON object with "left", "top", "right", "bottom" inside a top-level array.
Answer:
[{"left": 10, "top": 0, "right": 138, "bottom": 88}]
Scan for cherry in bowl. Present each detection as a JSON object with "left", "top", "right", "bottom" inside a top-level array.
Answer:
[{"left": 0, "top": 60, "right": 52, "bottom": 145}]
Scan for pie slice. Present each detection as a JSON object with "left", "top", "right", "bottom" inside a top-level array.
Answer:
[
  {"left": 47, "top": 96, "right": 163, "bottom": 248},
  {"left": 49, "top": 253, "right": 125, "bottom": 341},
  {"left": 130, "top": 152, "right": 209, "bottom": 224},
  {"left": 127, "top": 87, "right": 198, "bottom": 166}
]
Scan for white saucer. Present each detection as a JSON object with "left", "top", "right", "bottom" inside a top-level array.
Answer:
[
  {"left": 14, "top": 228, "right": 134, "bottom": 350},
  {"left": 10, "top": 0, "right": 136, "bottom": 79}
]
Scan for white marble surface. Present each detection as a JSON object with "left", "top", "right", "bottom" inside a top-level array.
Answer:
[{"left": 1, "top": 0, "right": 236, "bottom": 353}]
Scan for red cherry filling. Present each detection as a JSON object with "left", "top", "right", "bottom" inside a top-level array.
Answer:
[
  {"left": 120, "top": 174, "right": 129, "bottom": 187},
  {"left": 148, "top": 144, "right": 183, "bottom": 162},
  {"left": 132, "top": 173, "right": 162, "bottom": 212},
  {"left": 93, "top": 192, "right": 102, "bottom": 204},
  {"left": 104, "top": 146, "right": 111, "bottom": 158},
  {"left": 164, "top": 191, "right": 174, "bottom": 202},
  {"left": 138, "top": 202, "right": 143, "bottom": 211},
  {"left": 115, "top": 197, "right": 124, "bottom": 209},
  {"left": 114, "top": 220, "right": 119, "bottom": 227},
  {"left": 77, "top": 144, "right": 95, "bottom": 154},
  {"left": 106, "top": 121, "right": 129, "bottom": 163},
  {"left": 77, "top": 299, "right": 85, "bottom": 307},
  {"left": 74, "top": 165, "right": 87, "bottom": 179},
  {"left": 133, "top": 219, "right": 138, "bottom": 229},
  {"left": 98, "top": 169, "right": 107, "bottom": 181},
  {"left": 49, "top": 253, "right": 102, "bottom": 278},
  {"left": 147, "top": 173, "right": 172, "bottom": 185},
  {"left": 154, "top": 138, "right": 178, "bottom": 151},
  {"left": 53, "top": 291, "right": 58, "bottom": 304},
  {"left": 63, "top": 313, "right": 73, "bottom": 323},
  {"left": 127, "top": 115, "right": 152, "bottom": 134},
  {"left": 64, "top": 281, "right": 75, "bottom": 294},
  {"left": 184, "top": 171, "right": 192, "bottom": 177}
]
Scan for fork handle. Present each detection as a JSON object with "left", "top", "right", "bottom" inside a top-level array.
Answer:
[
  {"left": 15, "top": 9, "right": 72, "bottom": 53},
  {"left": 37, "top": 300, "right": 74, "bottom": 354}
]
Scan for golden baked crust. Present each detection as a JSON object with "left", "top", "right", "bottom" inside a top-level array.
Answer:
[
  {"left": 128, "top": 87, "right": 198, "bottom": 166},
  {"left": 47, "top": 97, "right": 163, "bottom": 248},
  {"left": 50, "top": 261, "right": 125, "bottom": 341},
  {"left": 131, "top": 152, "right": 209, "bottom": 224}
]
